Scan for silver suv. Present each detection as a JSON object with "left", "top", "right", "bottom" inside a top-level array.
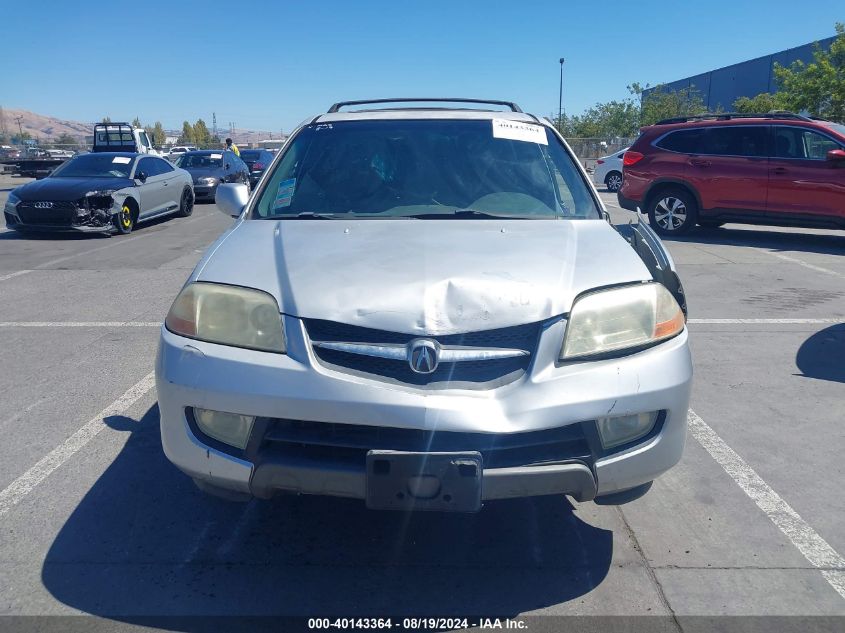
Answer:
[{"left": 156, "top": 98, "right": 692, "bottom": 511}]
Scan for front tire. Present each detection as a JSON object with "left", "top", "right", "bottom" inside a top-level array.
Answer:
[
  {"left": 605, "top": 171, "right": 623, "bottom": 193},
  {"left": 113, "top": 203, "right": 135, "bottom": 234},
  {"left": 176, "top": 187, "right": 194, "bottom": 217},
  {"left": 647, "top": 188, "right": 697, "bottom": 236}
]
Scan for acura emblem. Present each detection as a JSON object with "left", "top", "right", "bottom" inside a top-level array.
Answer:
[
  {"left": 407, "top": 338, "right": 439, "bottom": 374},
  {"left": 34, "top": 202, "right": 54, "bottom": 209}
]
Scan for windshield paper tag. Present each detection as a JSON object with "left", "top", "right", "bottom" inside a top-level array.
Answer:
[
  {"left": 112, "top": 157, "right": 131, "bottom": 164},
  {"left": 210, "top": 153, "right": 222, "bottom": 159},
  {"left": 273, "top": 178, "right": 296, "bottom": 209},
  {"left": 492, "top": 119, "right": 548, "bottom": 145}
]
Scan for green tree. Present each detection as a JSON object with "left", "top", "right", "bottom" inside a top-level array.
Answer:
[
  {"left": 569, "top": 99, "right": 640, "bottom": 138},
  {"left": 52, "top": 133, "right": 80, "bottom": 149},
  {"left": 771, "top": 23, "right": 845, "bottom": 122},
  {"left": 178, "top": 120, "right": 195, "bottom": 145},
  {"left": 193, "top": 118, "right": 211, "bottom": 148},
  {"left": 150, "top": 121, "right": 166, "bottom": 147},
  {"left": 101, "top": 116, "right": 112, "bottom": 123},
  {"left": 630, "top": 82, "right": 707, "bottom": 126},
  {"left": 733, "top": 92, "right": 787, "bottom": 113},
  {"left": 132, "top": 117, "right": 142, "bottom": 128}
]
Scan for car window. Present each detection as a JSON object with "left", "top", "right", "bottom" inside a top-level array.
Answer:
[
  {"left": 700, "top": 126, "right": 768, "bottom": 157},
  {"left": 179, "top": 153, "right": 223, "bottom": 168},
  {"left": 156, "top": 157, "right": 174, "bottom": 173},
  {"left": 774, "top": 127, "right": 842, "bottom": 160},
  {"left": 137, "top": 157, "right": 159, "bottom": 177},
  {"left": 50, "top": 154, "right": 133, "bottom": 178},
  {"left": 253, "top": 119, "right": 600, "bottom": 220},
  {"left": 655, "top": 129, "right": 705, "bottom": 153}
]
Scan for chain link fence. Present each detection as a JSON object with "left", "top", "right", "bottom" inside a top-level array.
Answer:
[{"left": 563, "top": 137, "right": 635, "bottom": 172}]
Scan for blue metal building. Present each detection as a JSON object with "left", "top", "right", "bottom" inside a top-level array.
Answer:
[{"left": 643, "top": 35, "right": 837, "bottom": 111}]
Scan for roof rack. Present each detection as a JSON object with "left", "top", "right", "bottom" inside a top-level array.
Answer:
[
  {"left": 327, "top": 98, "right": 523, "bottom": 113},
  {"left": 655, "top": 111, "right": 811, "bottom": 125}
]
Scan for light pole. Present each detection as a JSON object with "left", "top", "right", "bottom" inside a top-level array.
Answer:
[{"left": 558, "top": 58, "right": 565, "bottom": 133}]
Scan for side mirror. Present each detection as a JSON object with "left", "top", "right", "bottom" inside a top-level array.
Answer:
[
  {"left": 225, "top": 163, "right": 231, "bottom": 170},
  {"left": 215, "top": 183, "right": 249, "bottom": 218},
  {"left": 826, "top": 149, "right": 845, "bottom": 162},
  {"left": 136, "top": 171, "right": 147, "bottom": 183}
]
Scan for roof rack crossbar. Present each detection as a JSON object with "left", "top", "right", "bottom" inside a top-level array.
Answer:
[
  {"left": 655, "top": 111, "right": 812, "bottom": 125},
  {"left": 327, "top": 98, "right": 523, "bottom": 113}
]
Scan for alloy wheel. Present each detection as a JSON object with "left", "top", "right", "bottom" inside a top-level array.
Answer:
[{"left": 654, "top": 196, "right": 687, "bottom": 231}]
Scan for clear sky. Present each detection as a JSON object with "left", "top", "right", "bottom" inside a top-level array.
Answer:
[{"left": 1, "top": 0, "right": 841, "bottom": 133}]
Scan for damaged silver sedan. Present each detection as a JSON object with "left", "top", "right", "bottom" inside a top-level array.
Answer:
[
  {"left": 3, "top": 152, "right": 194, "bottom": 234},
  {"left": 156, "top": 98, "right": 693, "bottom": 511}
]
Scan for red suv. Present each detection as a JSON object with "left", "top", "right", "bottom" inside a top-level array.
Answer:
[{"left": 618, "top": 112, "right": 845, "bottom": 235}]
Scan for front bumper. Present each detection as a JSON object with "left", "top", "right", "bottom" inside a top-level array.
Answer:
[
  {"left": 4, "top": 210, "right": 114, "bottom": 233},
  {"left": 193, "top": 184, "right": 219, "bottom": 200},
  {"left": 156, "top": 316, "right": 692, "bottom": 505}
]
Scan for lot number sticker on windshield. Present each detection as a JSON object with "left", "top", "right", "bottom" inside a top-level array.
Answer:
[
  {"left": 492, "top": 119, "right": 548, "bottom": 145},
  {"left": 210, "top": 153, "right": 222, "bottom": 159},
  {"left": 273, "top": 178, "right": 296, "bottom": 209},
  {"left": 112, "top": 157, "right": 131, "bottom": 164}
]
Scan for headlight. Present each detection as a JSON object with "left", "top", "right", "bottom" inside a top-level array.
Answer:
[
  {"left": 561, "top": 283, "right": 684, "bottom": 360},
  {"left": 198, "top": 177, "right": 218, "bottom": 186},
  {"left": 165, "top": 282, "right": 286, "bottom": 353},
  {"left": 4, "top": 193, "right": 20, "bottom": 214}
]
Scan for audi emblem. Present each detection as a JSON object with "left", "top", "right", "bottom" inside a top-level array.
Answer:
[{"left": 33, "top": 202, "right": 54, "bottom": 209}]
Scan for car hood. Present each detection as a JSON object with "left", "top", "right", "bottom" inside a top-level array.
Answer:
[
  {"left": 14, "top": 176, "right": 134, "bottom": 201},
  {"left": 195, "top": 219, "right": 652, "bottom": 335}
]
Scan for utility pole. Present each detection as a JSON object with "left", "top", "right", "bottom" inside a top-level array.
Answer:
[
  {"left": 14, "top": 115, "right": 25, "bottom": 141},
  {"left": 558, "top": 58, "right": 565, "bottom": 134},
  {"left": 212, "top": 112, "right": 217, "bottom": 139}
]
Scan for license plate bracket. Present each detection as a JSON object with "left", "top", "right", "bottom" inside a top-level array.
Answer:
[{"left": 366, "top": 450, "right": 482, "bottom": 512}]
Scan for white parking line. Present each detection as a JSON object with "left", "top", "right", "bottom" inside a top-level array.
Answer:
[
  {"left": 0, "top": 372, "right": 156, "bottom": 518},
  {"left": 761, "top": 250, "right": 845, "bottom": 280},
  {"left": 0, "top": 321, "right": 161, "bottom": 327},
  {"left": 688, "top": 318, "right": 841, "bottom": 324},
  {"left": 688, "top": 410, "right": 845, "bottom": 600},
  {"left": 0, "top": 270, "right": 33, "bottom": 282}
]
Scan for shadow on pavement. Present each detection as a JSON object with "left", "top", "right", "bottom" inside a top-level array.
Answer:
[
  {"left": 658, "top": 224, "right": 845, "bottom": 256},
  {"left": 42, "top": 404, "right": 612, "bottom": 627},
  {"left": 796, "top": 324, "right": 845, "bottom": 384}
]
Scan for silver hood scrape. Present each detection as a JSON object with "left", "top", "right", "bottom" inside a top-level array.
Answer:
[{"left": 195, "top": 219, "right": 652, "bottom": 335}]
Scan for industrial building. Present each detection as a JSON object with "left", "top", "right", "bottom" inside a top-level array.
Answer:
[{"left": 643, "top": 35, "right": 837, "bottom": 111}]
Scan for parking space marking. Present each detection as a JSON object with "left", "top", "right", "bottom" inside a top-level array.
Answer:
[
  {"left": 0, "top": 270, "right": 33, "bottom": 282},
  {"left": 688, "top": 410, "right": 845, "bottom": 600},
  {"left": 0, "top": 321, "right": 162, "bottom": 327},
  {"left": 688, "top": 318, "right": 841, "bottom": 324},
  {"left": 761, "top": 250, "right": 845, "bottom": 279},
  {"left": 0, "top": 371, "right": 155, "bottom": 518}
]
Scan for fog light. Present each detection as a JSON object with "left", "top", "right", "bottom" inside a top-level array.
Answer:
[
  {"left": 596, "top": 411, "right": 659, "bottom": 450},
  {"left": 194, "top": 408, "right": 255, "bottom": 450}
]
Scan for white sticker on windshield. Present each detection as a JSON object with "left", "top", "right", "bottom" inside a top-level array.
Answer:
[
  {"left": 210, "top": 153, "right": 222, "bottom": 159},
  {"left": 273, "top": 178, "right": 296, "bottom": 209},
  {"left": 112, "top": 157, "right": 131, "bottom": 164},
  {"left": 492, "top": 119, "right": 548, "bottom": 145}
]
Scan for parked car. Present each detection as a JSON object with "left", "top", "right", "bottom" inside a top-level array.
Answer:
[
  {"left": 174, "top": 150, "right": 250, "bottom": 202},
  {"left": 156, "top": 97, "right": 692, "bottom": 510},
  {"left": 92, "top": 122, "right": 160, "bottom": 156},
  {"left": 618, "top": 112, "right": 845, "bottom": 235},
  {"left": 168, "top": 146, "right": 197, "bottom": 162},
  {"left": 593, "top": 147, "right": 627, "bottom": 192},
  {"left": 4, "top": 152, "right": 194, "bottom": 234},
  {"left": 238, "top": 148, "right": 275, "bottom": 187}
]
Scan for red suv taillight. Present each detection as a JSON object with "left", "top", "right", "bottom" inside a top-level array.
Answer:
[
  {"left": 623, "top": 151, "right": 644, "bottom": 167},
  {"left": 252, "top": 162, "right": 264, "bottom": 171},
  {"left": 596, "top": 159, "right": 604, "bottom": 165}
]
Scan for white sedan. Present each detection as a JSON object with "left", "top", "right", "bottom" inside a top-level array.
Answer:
[{"left": 593, "top": 147, "right": 627, "bottom": 192}]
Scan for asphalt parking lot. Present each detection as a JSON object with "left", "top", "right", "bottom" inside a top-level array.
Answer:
[{"left": 0, "top": 172, "right": 843, "bottom": 630}]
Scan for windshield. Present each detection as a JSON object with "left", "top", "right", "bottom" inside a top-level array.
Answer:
[
  {"left": 50, "top": 154, "right": 133, "bottom": 178},
  {"left": 240, "top": 151, "right": 262, "bottom": 161},
  {"left": 252, "top": 119, "right": 600, "bottom": 219},
  {"left": 820, "top": 122, "right": 845, "bottom": 138},
  {"left": 176, "top": 153, "right": 223, "bottom": 169}
]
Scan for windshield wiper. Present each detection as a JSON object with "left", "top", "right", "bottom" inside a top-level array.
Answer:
[
  {"left": 406, "top": 209, "right": 553, "bottom": 220},
  {"left": 263, "top": 212, "right": 339, "bottom": 220}
]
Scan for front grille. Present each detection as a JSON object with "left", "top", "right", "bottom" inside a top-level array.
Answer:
[
  {"left": 17, "top": 201, "right": 77, "bottom": 226},
  {"left": 304, "top": 319, "right": 543, "bottom": 388},
  {"left": 260, "top": 419, "right": 592, "bottom": 469}
]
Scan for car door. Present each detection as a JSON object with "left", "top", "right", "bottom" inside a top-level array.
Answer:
[
  {"left": 134, "top": 157, "right": 166, "bottom": 217},
  {"left": 153, "top": 157, "right": 181, "bottom": 211},
  {"left": 686, "top": 125, "right": 769, "bottom": 216},
  {"left": 767, "top": 125, "right": 845, "bottom": 220}
]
